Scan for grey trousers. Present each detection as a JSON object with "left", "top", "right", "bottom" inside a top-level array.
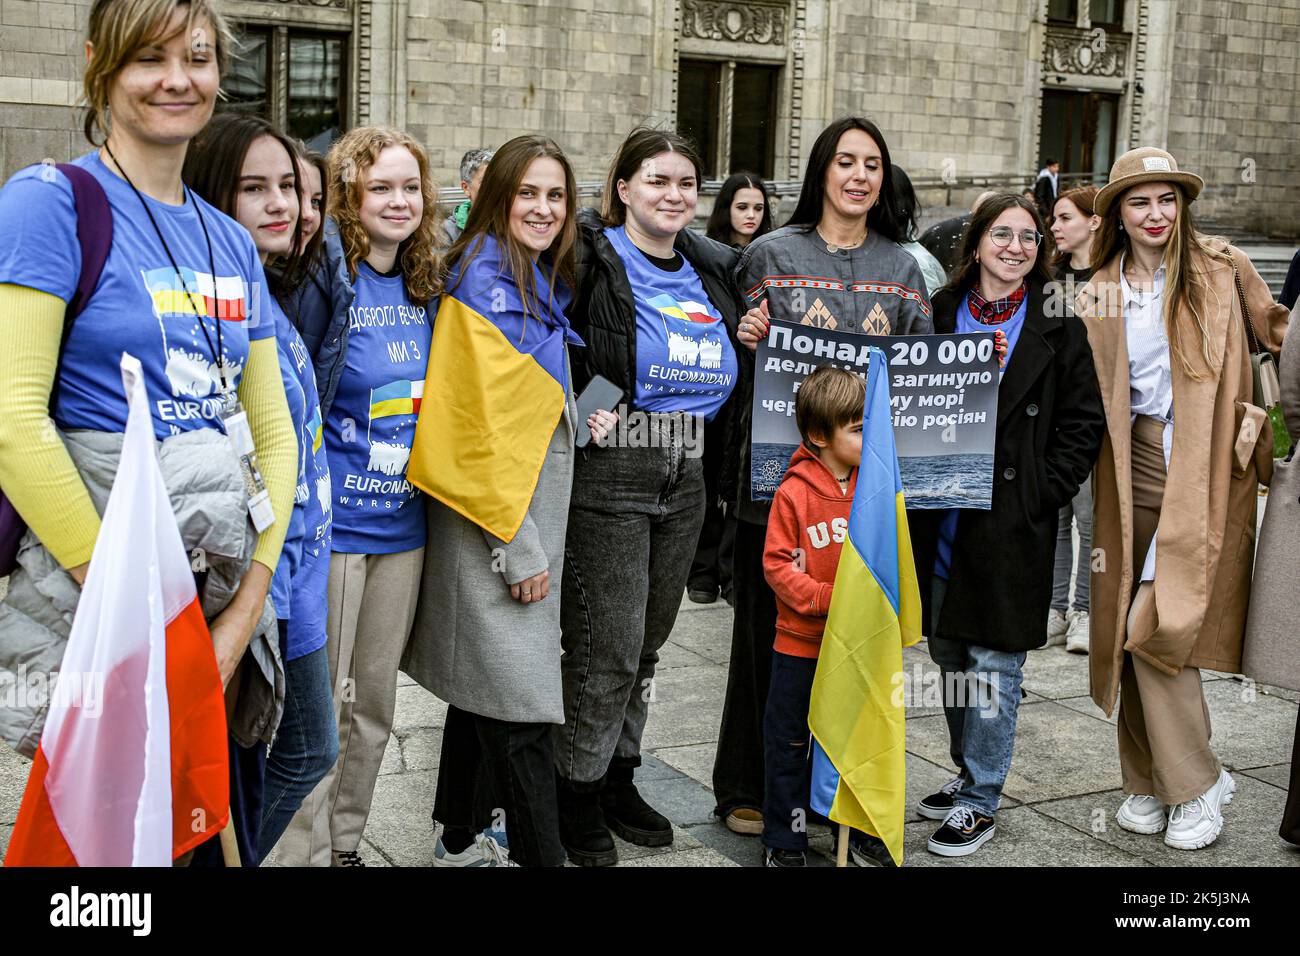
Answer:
[
  {"left": 1051, "top": 476, "right": 1093, "bottom": 612},
  {"left": 274, "top": 546, "right": 424, "bottom": 864},
  {"left": 555, "top": 416, "right": 706, "bottom": 784}
]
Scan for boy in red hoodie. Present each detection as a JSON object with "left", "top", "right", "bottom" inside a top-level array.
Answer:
[{"left": 760, "top": 365, "right": 890, "bottom": 868}]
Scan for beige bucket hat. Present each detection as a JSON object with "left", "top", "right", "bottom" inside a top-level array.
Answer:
[{"left": 1094, "top": 146, "right": 1204, "bottom": 217}]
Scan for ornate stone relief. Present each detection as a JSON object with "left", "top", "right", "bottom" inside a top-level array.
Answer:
[
  {"left": 1043, "top": 25, "right": 1130, "bottom": 78},
  {"left": 681, "top": 0, "right": 788, "bottom": 45}
]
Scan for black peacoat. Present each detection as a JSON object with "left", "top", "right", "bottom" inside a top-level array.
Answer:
[{"left": 908, "top": 277, "right": 1105, "bottom": 652}]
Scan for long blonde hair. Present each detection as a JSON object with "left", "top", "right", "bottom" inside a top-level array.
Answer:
[
  {"left": 83, "top": 0, "right": 233, "bottom": 145},
  {"left": 1092, "top": 184, "right": 1229, "bottom": 379},
  {"left": 327, "top": 126, "right": 443, "bottom": 305}
]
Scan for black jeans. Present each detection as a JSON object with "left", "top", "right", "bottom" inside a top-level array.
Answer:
[
  {"left": 556, "top": 418, "right": 706, "bottom": 783},
  {"left": 711, "top": 518, "right": 777, "bottom": 815},
  {"left": 433, "top": 705, "right": 564, "bottom": 867}
]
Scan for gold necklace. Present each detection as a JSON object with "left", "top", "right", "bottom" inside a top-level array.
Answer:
[{"left": 818, "top": 226, "right": 867, "bottom": 254}]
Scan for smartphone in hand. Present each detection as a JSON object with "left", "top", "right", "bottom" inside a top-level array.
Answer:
[{"left": 575, "top": 374, "right": 624, "bottom": 448}]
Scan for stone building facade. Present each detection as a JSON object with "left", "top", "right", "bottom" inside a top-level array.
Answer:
[{"left": 2, "top": 0, "right": 1297, "bottom": 237}]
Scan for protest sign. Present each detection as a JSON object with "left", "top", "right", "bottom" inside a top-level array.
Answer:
[{"left": 750, "top": 320, "right": 1000, "bottom": 509}]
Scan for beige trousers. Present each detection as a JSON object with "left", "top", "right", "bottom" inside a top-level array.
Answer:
[
  {"left": 1117, "top": 416, "right": 1221, "bottom": 806},
  {"left": 275, "top": 547, "right": 425, "bottom": 865}
]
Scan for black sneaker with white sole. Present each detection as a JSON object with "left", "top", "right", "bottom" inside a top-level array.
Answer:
[
  {"left": 840, "top": 831, "right": 897, "bottom": 868},
  {"left": 927, "top": 806, "right": 996, "bottom": 857},
  {"left": 916, "top": 774, "right": 964, "bottom": 820},
  {"left": 762, "top": 846, "right": 807, "bottom": 867}
]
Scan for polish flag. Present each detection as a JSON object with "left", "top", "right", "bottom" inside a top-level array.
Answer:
[{"left": 4, "top": 353, "right": 229, "bottom": 867}]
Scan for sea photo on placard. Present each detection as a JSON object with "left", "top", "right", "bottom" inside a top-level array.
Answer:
[{"left": 750, "top": 320, "right": 999, "bottom": 509}]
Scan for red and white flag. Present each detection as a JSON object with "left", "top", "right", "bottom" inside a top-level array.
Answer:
[{"left": 5, "top": 353, "right": 229, "bottom": 866}]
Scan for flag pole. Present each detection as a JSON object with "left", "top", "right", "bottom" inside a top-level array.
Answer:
[
  {"left": 836, "top": 824, "right": 849, "bottom": 868},
  {"left": 219, "top": 812, "right": 242, "bottom": 867}
]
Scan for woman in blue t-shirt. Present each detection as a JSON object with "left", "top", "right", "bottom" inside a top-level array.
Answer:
[
  {"left": 555, "top": 128, "right": 743, "bottom": 866},
  {"left": 184, "top": 111, "right": 340, "bottom": 865},
  {"left": 0, "top": 0, "right": 297, "bottom": 864},
  {"left": 277, "top": 126, "right": 440, "bottom": 868}
]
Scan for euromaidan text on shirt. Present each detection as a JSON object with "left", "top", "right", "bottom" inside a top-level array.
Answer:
[{"left": 605, "top": 225, "right": 737, "bottom": 421}]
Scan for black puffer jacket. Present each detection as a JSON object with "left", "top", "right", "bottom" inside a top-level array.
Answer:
[{"left": 569, "top": 207, "right": 746, "bottom": 400}]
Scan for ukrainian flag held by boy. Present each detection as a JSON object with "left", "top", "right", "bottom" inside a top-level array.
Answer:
[
  {"left": 808, "top": 347, "right": 922, "bottom": 866},
  {"left": 408, "top": 234, "right": 583, "bottom": 542}
]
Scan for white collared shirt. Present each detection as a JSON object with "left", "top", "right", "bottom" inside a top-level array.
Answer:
[
  {"left": 1121, "top": 253, "right": 1173, "bottom": 423},
  {"left": 1120, "top": 253, "right": 1173, "bottom": 583}
]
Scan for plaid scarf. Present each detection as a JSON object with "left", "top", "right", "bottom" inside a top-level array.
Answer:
[{"left": 967, "top": 281, "right": 1027, "bottom": 325}]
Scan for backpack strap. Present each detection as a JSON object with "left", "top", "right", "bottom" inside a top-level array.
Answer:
[
  {"left": 49, "top": 163, "right": 113, "bottom": 417},
  {"left": 56, "top": 163, "right": 113, "bottom": 327}
]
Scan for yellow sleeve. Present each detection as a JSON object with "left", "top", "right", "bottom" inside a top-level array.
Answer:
[
  {"left": 240, "top": 336, "right": 297, "bottom": 571},
  {"left": 0, "top": 284, "right": 103, "bottom": 568}
]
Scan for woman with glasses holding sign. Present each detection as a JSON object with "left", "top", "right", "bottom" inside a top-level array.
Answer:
[
  {"left": 0, "top": 0, "right": 298, "bottom": 863},
  {"left": 720, "top": 117, "right": 932, "bottom": 847},
  {"left": 1078, "top": 148, "right": 1287, "bottom": 852},
  {"left": 907, "top": 193, "right": 1104, "bottom": 857}
]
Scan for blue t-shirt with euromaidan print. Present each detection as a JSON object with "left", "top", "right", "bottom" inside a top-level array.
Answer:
[
  {"left": 325, "top": 262, "right": 432, "bottom": 554},
  {"left": 604, "top": 225, "right": 737, "bottom": 421},
  {"left": 0, "top": 151, "right": 277, "bottom": 440}
]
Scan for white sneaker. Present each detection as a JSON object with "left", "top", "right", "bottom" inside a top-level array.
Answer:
[
  {"left": 1116, "top": 793, "right": 1166, "bottom": 834},
  {"left": 1045, "top": 608, "right": 1068, "bottom": 646},
  {"left": 1065, "top": 610, "right": 1090, "bottom": 654},
  {"left": 432, "top": 832, "right": 518, "bottom": 867},
  {"left": 1164, "top": 769, "right": 1236, "bottom": 850}
]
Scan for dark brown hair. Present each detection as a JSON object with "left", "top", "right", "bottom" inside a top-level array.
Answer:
[
  {"left": 183, "top": 111, "right": 308, "bottom": 303},
  {"left": 784, "top": 116, "right": 907, "bottom": 243},
  {"left": 796, "top": 365, "right": 866, "bottom": 447},
  {"left": 706, "top": 171, "right": 774, "bottom": 244},
  {"left": 943, "top": 193, "right": 1055, "bottom": 297},
  {"left": 601, "top": 127, "right": 704, "bottom": 227},
  {"left": 445, "top": 134, "right": 579, "bottom": 320},
  {"left": 291, "top": 139, "right": 327, "bottom": 279}
]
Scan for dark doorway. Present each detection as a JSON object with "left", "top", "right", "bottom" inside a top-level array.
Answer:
[{"left": 1039, "top": 89, "right": 1119, "bottom": 181}]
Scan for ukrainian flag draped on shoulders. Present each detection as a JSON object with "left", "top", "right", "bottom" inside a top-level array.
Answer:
[
  {"left": 808, "top": 347, "right": 922, "bottom": 866},
  {"left": 407, "top": 233, "right": 583, "bottom": 542}
]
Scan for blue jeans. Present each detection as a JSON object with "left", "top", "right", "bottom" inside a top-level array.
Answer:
[
  {"left": 257, "top": 639, "right": 339, "bottom": 863},
  {"left": 929, "top": 579, "right": 1025, "bottom": 817}
]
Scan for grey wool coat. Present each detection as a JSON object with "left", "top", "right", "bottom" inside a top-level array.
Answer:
[
  {"left": 403, "top": 373, "right": 576, "bottom": 724},
  {"left": 1242, "top": 298, "right": 1300, "bottom": 692}
]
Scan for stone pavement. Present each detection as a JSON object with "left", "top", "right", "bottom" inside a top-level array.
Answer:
[{"left": 2, "top": 590, "right": 1298, "bottom": 867}]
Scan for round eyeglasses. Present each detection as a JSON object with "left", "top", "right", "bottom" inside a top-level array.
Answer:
[{"left": 988, "top": 227, "right": 1043, "bottom": 248}]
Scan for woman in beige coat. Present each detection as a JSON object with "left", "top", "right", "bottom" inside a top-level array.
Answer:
[{"left": 1076, "top": 148, "right": 1289, "bottom": 851}]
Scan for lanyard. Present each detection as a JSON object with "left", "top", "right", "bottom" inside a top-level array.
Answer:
[{"left": 102, "top": 143, "right": 231, "bottom": 395}]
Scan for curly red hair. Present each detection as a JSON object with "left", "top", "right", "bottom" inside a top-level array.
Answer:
[{"left": 327, "top": 126, "right": 442, "bottom": 304}]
